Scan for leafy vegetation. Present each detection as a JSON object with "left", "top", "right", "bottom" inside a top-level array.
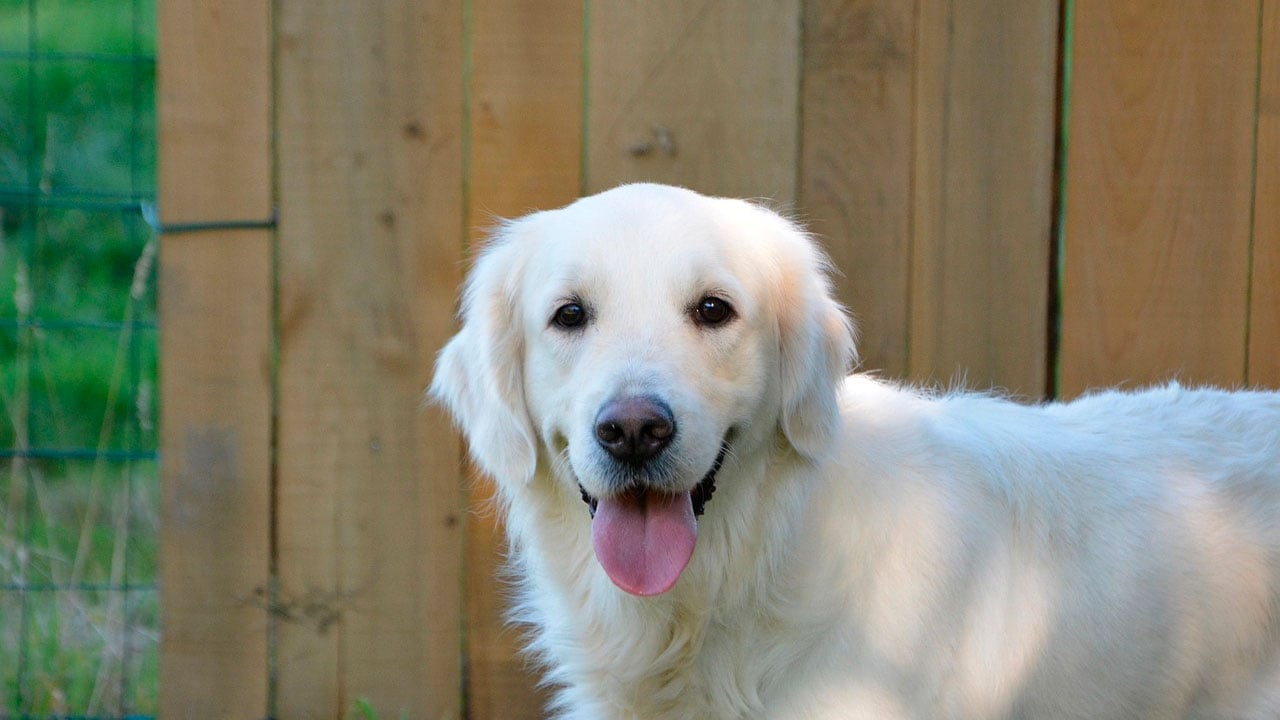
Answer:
[
  {"left": 1, "top": 0, "right": 159, "bottom": 716},
  {"left": 352, "top": 698, "right": 412, "bottom": 720}
]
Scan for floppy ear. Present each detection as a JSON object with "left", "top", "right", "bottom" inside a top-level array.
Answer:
[
  {"left": 429, "top": 224, "right": 538, "bottom": 485},
  {"left": 775, "top": 232, "right": 857, "bottom": 462}
]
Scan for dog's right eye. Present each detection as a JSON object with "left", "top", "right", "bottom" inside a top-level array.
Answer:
[{"left": 551, "top": 302, "right": 587, "bottom": 329}]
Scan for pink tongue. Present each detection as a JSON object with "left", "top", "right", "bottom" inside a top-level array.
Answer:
[{"left": 591, "top": 490, "right": 697, "bottom": 596}]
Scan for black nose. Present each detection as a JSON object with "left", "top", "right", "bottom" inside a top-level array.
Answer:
[{"left": 595, "top": 396, "right": 675, "bottom": 465}]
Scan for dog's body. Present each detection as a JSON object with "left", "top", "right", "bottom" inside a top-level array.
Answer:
[{"left": 432, "top": 184, "right": 1280, "bottom": 719}]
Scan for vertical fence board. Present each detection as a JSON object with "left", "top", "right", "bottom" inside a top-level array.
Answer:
[
  {"left": 1250, "top": 0, "right": 1280, "bottom": 388},
  {"left": 910, "top": 0, "right": 1059, "bottom": 397},
  {"left": 275, "top": 0, "right": 465, "bottom": 717},
  {"left": 800, "top": 0, "right": 916, "bottom": 379},
  {"left": 157, "top": 1, "right": 272, "bottom": 717},
  {"left": 1060, "top": 1, "right": 1260, "bottom": 396},
  {"left": 469, "top": 0, "right": 584, "bottom": 219},
  {"left": 585, "top": 0, "right": 800, "bottom": 200},
  {"left": 465, "top": 1, "right": 582, "bottom": 716}
]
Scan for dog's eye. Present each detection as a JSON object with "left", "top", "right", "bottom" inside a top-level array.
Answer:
[
  {"left": 552, "top": 302, "right": 588, "bottom": 329},
  {"left": 694, "top": 296, "right": 735, "bottom": 327}
]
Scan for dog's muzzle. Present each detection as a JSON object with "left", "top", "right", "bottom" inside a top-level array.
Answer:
[{"left": 578, "top": 438, "right": 728, "bottom": 519}]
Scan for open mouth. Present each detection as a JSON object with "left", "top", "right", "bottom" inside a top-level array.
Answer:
[
  {"left": 576, "top": 438, "right": 730, "bottom": 596},
  {"left": 578, "top": 439, "right": 727, "bottom": 519}
]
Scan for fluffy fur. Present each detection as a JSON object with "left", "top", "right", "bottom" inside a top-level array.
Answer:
[{"left": 431, "top": 183, "right": 1280, "bottom": 719}]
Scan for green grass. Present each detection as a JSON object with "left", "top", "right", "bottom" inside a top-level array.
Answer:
[
  {"left": 1, "top": 0, "right": 158, "bottom": 453},
  {"left": 3, "top": 463, "right": 160, "bottom": 716},
  {"left": 1, "top": 0, "right": 159, "bottom": 716}
]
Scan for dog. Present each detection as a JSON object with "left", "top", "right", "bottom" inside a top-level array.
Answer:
[{"left": 431, "top": 183, "right": 1280, "bottom": 719}]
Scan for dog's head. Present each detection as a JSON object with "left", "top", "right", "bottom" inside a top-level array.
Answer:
[{"left": 431, "top": 184, "right": 854, "bottom": 595}]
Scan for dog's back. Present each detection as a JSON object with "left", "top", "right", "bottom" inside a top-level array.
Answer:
[{"left": 811, "top": 378, "right": 1280, "bottom": 719}]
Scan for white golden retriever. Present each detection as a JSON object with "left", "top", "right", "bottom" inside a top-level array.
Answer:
[{"left": 431, "top": 183, "right": 1280, "bottom": 719}]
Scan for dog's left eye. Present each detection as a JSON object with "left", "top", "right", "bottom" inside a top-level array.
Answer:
[{"left": 694, "top": 296, "right": 735, "bottom": 327}]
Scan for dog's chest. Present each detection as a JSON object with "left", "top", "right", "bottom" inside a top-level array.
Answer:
[{"left": 582, "top": 607, "right": 804, "bottom": 720}]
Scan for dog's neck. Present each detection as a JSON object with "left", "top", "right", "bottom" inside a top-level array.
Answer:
[{"left": 499, "top": 436, "right": 830, "bottom": 717}]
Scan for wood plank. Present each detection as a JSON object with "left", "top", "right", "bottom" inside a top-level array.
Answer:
[
  {"left": 910, "top": 0, "right": 1059, "bottom": 397},
  {"left": 274, "top": 0, "right": 465, "bottom": 717},
  {"left": 1060, "top": 1, "right": 1260, "bottom": 397},
  {"left": 157, "top": 0, "right": 272, "bottom": 225},
  {"left": 799, "top": 0, "right": 916, "bottom": 379},
  {"left": 465, "top": 1, "right": 582, "bottom": 717},
  {"left": 156, "top": 0, "right": 272, "bottom": 717},
  {"left": 585, "top": 0, "right": 801, "bottom": 201},
  {"left": 469, "top": 0, "right": 584, "bottom": 219},
  {"left": 1249, "top": 0, "right": 1280, "bottom": 388}
]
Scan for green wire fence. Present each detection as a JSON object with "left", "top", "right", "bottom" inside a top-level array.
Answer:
[{"left": 1, "top": 1, "right": 158, "bottom": 717}]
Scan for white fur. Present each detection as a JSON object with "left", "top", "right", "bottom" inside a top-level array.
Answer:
[{"left": 431, "top": 183, "right": 1280, "bottom": 719}]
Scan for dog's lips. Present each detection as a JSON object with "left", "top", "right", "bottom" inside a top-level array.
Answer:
[{"left": 578, "top": 439, "right": 727, "bottom": 519}]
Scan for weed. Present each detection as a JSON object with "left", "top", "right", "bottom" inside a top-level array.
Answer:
[
  {"left": 351, "top": 697, "right": 412, "bottom": 720},
  {"left": 1, "top": 0, "right": 159, "bottom": 716}
]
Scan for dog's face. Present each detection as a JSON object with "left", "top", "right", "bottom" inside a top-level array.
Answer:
[
  {"left": 518, "top": 192, "right": 768, "bottom": 504},
  {"left": 432, "top": 184, "right": 853, "bottom": 595}
]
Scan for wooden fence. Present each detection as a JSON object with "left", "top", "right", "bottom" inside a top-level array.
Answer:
[{"left": 156, "top": 0, "right": 1278, "bottom": 717}]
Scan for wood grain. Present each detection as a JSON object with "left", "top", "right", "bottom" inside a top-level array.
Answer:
[
  {"left": 469, "top": 0, "right": 585, "bottom": 221},
  {"left": 585, "top": 0, "right": 801, "bottom": 201},
  {"left": 274, "top": 0, "right": 465, "bottom": 717},
  {"left": 910, "top": 0, "right": 1059, "bottom": 397},
  {"left": 1249, "top": 0, "right": 1279, "bottom": 388},
  {"left": 157, "top": 0, "right": 271, "bottom": 225},
  {"left": 156, "top": 1, "right": 272, "bottom": 717},
  {"left": 799, "top": 0, "right": 916, "bottom": 379},
  {"left": 1060, "top": 1, "right": 1260, "bottom": 396},
  {"left": 465, "top": 0, "right": 583, "bottom": 716}
]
